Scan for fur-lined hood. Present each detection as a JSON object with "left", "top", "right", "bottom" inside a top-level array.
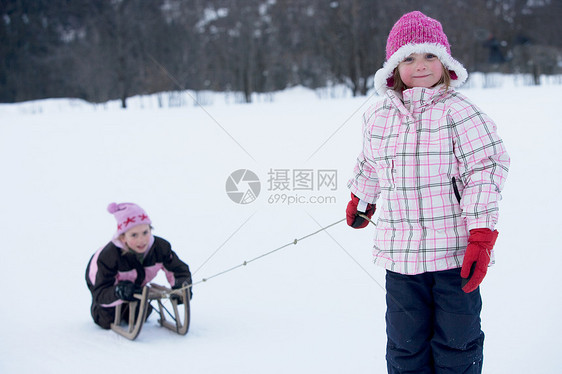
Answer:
[{"left": 373, "top": 43, "right": 468, "bottom": 96}]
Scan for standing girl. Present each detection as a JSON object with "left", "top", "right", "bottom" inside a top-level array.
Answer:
[
  {"left": 86, "top": 202, "right": 192, "bottom": 329},
  {"left": 346, "top": 11, "right": 510, "bottom": 374}
]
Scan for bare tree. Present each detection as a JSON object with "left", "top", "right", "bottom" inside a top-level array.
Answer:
[{"left": 1, "top": 0, "right": 561, "bottom": 104}]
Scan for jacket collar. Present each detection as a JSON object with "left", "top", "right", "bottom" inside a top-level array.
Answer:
[{"left": 386, "top": 85, "right": 449, "bottom": 115}]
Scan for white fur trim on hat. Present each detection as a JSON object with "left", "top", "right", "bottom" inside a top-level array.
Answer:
[{"left": 374, "top": 43, "right": 468, "bottom": 96}]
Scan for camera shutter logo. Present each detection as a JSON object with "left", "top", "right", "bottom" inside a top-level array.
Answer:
[{"left": 226, "top": 169, "right": 261, "bottom": 204}]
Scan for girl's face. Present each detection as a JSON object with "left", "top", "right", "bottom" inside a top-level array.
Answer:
[
  {"left": 398, "top": 53, "right": 444, "bottom": 89},
  {"left": 120, "top": 224, "right": 152, "bottom": 253}
]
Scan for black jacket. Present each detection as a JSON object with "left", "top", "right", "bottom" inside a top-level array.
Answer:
[{"left": 85, "top": 236, "right": 191, "bottom": 307}]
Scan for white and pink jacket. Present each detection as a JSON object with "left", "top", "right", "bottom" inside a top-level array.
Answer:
[{"left": 348, "top": 86, "right": 510, "bottom": 275}]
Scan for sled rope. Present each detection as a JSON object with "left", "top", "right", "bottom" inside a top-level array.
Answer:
[
  {"left": 357, "top": 212, "right": 376, "bottom": 226},
  {"left": 196, "top": 217, "right": 347, "bottom": 285},
  {"left": 168, "top": 214, "right": 375, "bottom": 296},
  {"left": 166, "top": 217, "right": 347, "bottom": 296}
]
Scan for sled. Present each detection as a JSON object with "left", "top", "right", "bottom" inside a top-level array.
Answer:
[
  {"left": 150, "top": 283, "right": 191, "bottom": 336},
  {"left": 110, "top": 283, "right": 190, "bottom": 340}
]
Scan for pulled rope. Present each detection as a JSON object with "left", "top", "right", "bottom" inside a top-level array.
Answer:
[
  {"left": 195, "top": 218, "right": 346, "bottom": 285},
  {"left": 168, "top": 217, "right": 346, "bottom": 295},
  {"left": 167, "top": 214, "right": 374, "bottom": 296},
  {"left": 357, "top": 212, "right": 377, "bottom": 226}
]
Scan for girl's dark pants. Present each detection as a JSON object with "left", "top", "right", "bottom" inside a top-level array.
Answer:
[
  {"left": 91, "top": 302, "right": 152, "bottom": 329},
  {"left": 385, "top": 268, "right": 484, "bottom": 374},
  {"left": 91, "top": 303, "right": 131, "bottom": 329}
]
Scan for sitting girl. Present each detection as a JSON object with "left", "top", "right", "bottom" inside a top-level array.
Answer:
[{"left": 86, "top": 202, "right": 192, "bottom": 329}]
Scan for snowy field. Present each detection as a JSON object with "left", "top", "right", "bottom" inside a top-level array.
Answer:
[{"left": 1, "top": 77, "right": 561, "bottom": 373}]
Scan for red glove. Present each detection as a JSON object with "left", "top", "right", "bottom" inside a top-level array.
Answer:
[
  {"left": 346, "top": 193, "right": 375, "bottom": 229},
  {"left": 461, "top": 228, "right": 499, "bottom": 293}
]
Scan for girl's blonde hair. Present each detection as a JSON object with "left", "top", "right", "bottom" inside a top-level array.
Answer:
[{"left": 392, "top": 63, "right": 451, "bottom": 92}]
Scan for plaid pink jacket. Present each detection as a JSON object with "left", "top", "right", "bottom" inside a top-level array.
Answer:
[{"left": 348, "top": 86, "right": 510, "bottom": 275}]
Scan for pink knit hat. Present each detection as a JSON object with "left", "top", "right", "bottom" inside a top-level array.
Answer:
[
  {"left": 107, "top": 202, "right": 152, "bottom": 238},
  {"left": 374, "top": 11, "right": 468, "bottom": 95}
]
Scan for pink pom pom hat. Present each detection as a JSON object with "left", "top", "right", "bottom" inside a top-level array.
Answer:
[
  {"left": 374, "top": 11, "right": 468, "bottom": 95},
  {"left": 107, "top": 202, "right": 152, "bottom": 239}
]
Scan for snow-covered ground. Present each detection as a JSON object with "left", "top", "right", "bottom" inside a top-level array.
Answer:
[{"left": 1, "top": 79, "right": 561, "bottom": 373}]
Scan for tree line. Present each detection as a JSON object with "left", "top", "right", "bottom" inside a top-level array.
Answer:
[{"left": 1, "top": 0, "right": 561, "bottom": 106}]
